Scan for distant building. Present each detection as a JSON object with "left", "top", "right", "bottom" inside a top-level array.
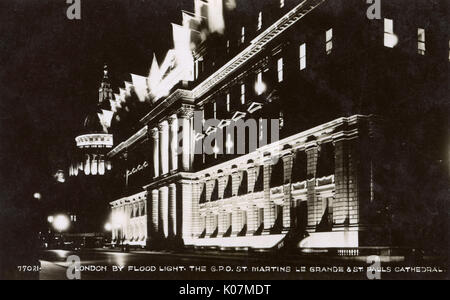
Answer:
[{"left": 74, "top": 0, "right": 447, "bottom": 252}]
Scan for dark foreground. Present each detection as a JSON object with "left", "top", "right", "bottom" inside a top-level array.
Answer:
[{"left": 30, "top": 249, "right": 448, "bottom": 280}]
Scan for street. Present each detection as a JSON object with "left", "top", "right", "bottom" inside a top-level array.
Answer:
[{"left": 38, "top": 249, "right": 447, "bottom": 280}]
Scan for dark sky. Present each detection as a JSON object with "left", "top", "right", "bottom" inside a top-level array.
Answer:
[{"left": 0, "top": 0, "right": 193, "bottom": 205}]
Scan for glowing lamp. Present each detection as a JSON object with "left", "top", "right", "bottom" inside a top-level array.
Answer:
[
  {"left": 53, "top": 215, "right": 70, "bottom": 232},
  {"left": 255, "top": 81, "right": 267, "bottom": 96},
  {"left": 384, "top": 33, "right": 398, "bottom": 48},
  {"left": 104, "top": 223, "right": 112, "bottom": 232}
]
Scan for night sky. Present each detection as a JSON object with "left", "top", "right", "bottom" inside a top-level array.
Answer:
[{"left": 0, "top": 0, "right": 194, "bottom": 206}]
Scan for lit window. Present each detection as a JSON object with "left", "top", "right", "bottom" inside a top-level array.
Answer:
[
  {"left": 240, "top": 84, "right": 246, "bottom": 104},
  {"left": 213, "top": 102, "right": 217, "bottom": 119},
  {"left": 384, "top": 18, "right": 397, "bottom": 48},
  {"left": 195, "top": 59, "right": 199, "bottom": 80},
  {"left": 277, "top": 58, "right": 284, "bottom": 82},
  {"left": 255, "top": 71, "right": 266, "bottom": 95},
  {"left": 448, "top": 40, "right": 450, "bottom": 61},
  {"left": 257, "top": 12, "right": 262, "bottom": 31},
  {"left": 241, "top": 27, "right": 246, "bottom": 44},
  {"left": 418, "top": 28, "right": 425, "bottom": 55},
  {"left": 226, "top": 93, "right": 231, "bottom": 112},
  {"left": 299, "top": 43, "right": 306, "bottom": 70},
  {"left": 326, "top": 28, "right": 333, "bottom": 54},
  {"left": 280, "top": 0, "right": 285, "bottom": 8},
  {"left": 226, "top": 40, "right": 230, "bottom": 53}
]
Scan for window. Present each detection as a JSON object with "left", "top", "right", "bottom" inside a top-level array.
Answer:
[
  {"left": 384, "top": 18, "right": 397, "bottom": 48},
  {"left": 277, "top": 58, "right": 284, "bottom": 82},
  {"left": 326, "top": 28, "right": 333, "bottom": 54},
  {"left": 280, "top": 0, "right": 285, "bottom": 8},
  {"left": 448, "top": 40, "right": 450, "bottom": 61},
  {"left": 195, "top": 59, "right": 199, "bottom": 80},
  {"left": 299, "top": 43, "right": 306, "bottom": 70},
  {"left": 240, "top": 84, "right": 246, "bottom": 104},
  {"left": 255, "top": 71, "right": 265, "bottom": 95},
  {"left": 241, "top": 26, "right": 246, "bottom": 44},
  {"left": 418, "top": 28, "right": 425, "bottom": 55},
  {"left": 226, "top": 93, "right": 231, "bottom": 112},
  {"left": 226, "top": 40, "right": 230, "bottom": 53},
  {"left": 257, "top": 12, "right": 262, "bottom": 31},
  {"left": 213, "top": 102, "right": 217, "bottom": 119}
]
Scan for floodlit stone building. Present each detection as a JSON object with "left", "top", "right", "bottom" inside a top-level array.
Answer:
[{"left": 82, "top": 0, "right": 447, "bottom": 252}]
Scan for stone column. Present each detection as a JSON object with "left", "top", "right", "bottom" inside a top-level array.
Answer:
[
  {"left": 151, "top": 128, "right": 160, "bottom": 178},
  {"left": 111, "top": 207, "right": 117, "bottom": 242},
  {"left": 218, "top": 211, "right": 226, "bottom": 236},
  {"left": 169, "top": 115, "right": 179, "bottom": 172},
  {"left": 263, "top": 155, "right": 275, "bottom": 233},
  {"left": 181, "top": 181, "right": 193, "bottom": 239},
  {"left": 151, "top": 190, "right": 159, "bottom": 235},
  {"left": 246, "top": 205, "right": 257, "bottom": 236},
  {"left": 159, "top": 121, "right": 170, "bottom": 175},
  {"left": 306, "top": 140, "right": 319, "bottom": 229},
  {"left": 178, "top": 106, "right": 194, "bottom": 172},
  {"left": 282, "top": 153, "right": 294, "bottom": 230},
  {"left": 159, "top": 186, "right": 169, "bottom": 238},
  {"left": 232, "top": 207, "right": 240, "bottom": 236},
  {"left": 168, "top": 183, "right": 177, "bottom": 237}
]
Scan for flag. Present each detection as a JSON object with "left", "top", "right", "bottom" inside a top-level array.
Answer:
[
  {"left": 131, "top": 73, "right": 149, "bottom": 102},
  {"left": 148, "top": 53, "right": 161, "bottom": 93},
  {"left": 207, "top": 0, "right": 225, "bottom": 34}
]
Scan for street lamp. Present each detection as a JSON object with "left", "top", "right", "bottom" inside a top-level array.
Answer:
[
  {"left": 104, "top": 223, "right": 112, "bottom": 232},
  {"left": 53, "top": 214, "right": 70, "bottom": 232},
  {"left": 33, "top": 193, "right": 42, "bottom": 200},
  {"left": 47, "top": 216, "right": 54, "bottom": 223}
]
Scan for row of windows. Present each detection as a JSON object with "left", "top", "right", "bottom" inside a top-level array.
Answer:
[
  {"left": 199, "top": 144, "right": 335, "bottom": 203},
  {"left": 199, "top": 194, "right": 334, "bottom": 237},
  {"left": 384, "top": 18, "right": 448, "bottom": 58},
  {"left": 202, "top": 27, "right": 333, "bottom": 123}
]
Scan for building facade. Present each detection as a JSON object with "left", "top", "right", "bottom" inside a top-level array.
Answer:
[{"left": 94, "top": 0, "right": 447, "bottom": 251}]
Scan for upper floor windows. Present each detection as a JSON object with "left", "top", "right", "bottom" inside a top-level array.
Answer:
[
  {"left": 384, "top": 18, "right": 398, "bottom": 48},
  {"left": 226, "top": 40, "right": 230, "bottom": 54},
  {"left": 326, "top": 28, "right": 333, "bottom": 54},
  {"left": 277, "top": 57, "right": 284, "bottom": 82},
  {"left": 299, "top": 43, "right": 306, "bottom": 70},
  {"left": 418, "top": 28, "right": 426, "bottom": 55},
  {"left": 241, "top": 26, "right": 246, "bottom": 44},
  {"left": 226, "top": 93, "right": 231, "bottom": 112},
  {"left": 240, "top": 84, "right": 246, "bottom": 104},
  {"left": 255, "top": 71, "right": 265, "bottom": 95},
  {"left": 257, "top": 12, "right": 263, "bottom": 31},
  {"left": 195, "top": 59, "right": 199, "bottom": 80}
]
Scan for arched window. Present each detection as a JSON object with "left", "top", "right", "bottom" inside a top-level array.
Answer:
[
  {"left": 211, "top": 180, "right": 219, "bottom": 202},
  {"left": 199, "top": 183, "right": 207, "bottom": 204},
  {"left": 270, "top": 159, "right": 284, "bottom": 188},
  {"left": 317, "top": 143, "right": 335, "bottom": 178},
  {"left": 292, "top": 151, "right": 307, "bottom": 183},
  {"left": 238, "top": 171, "right": 248, "bottom": 196},
  {"left": 254, "top": 166, "right": 264, "bottom": 192},
  {"left": 224, "top": 175, "right": 233, "bottom": 199}
]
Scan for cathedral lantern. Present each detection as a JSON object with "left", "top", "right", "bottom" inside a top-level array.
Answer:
[{"left": 70, "top": 65, "right": 114, "bottom": 177}]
